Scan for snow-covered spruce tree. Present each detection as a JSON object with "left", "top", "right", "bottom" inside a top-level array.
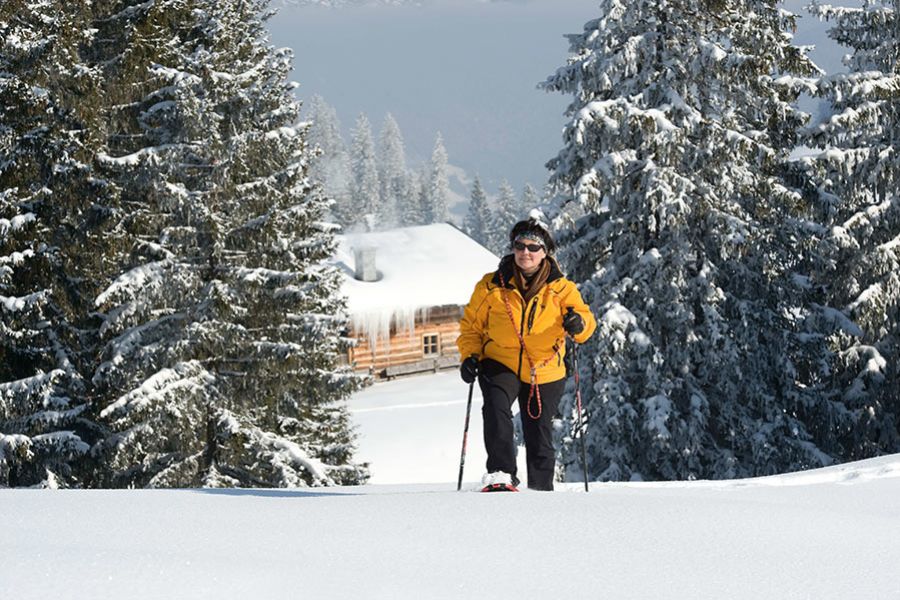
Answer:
[
  {"left": 377, "top": 113, "right": 407, "bottom": 229},
  {"left": 305, "top": 95, "right": 352, "bottom": 228},
  {"left": 0, "top": 1, "right": 110, "bottom": 487},
  {"left": 463, "top": 175, "right": 491, "bottom": 247},
  {"left": 425, "top": 133, "right": 449, "bottom": 224},
  {"left": 400, "top": 168, "right": 427, "bottom": 226},
  {"left": 89, "top": 0, "right": 367, "bottom": 488},
  {"left": 521, "top": 183, "right": 541, "bottom": 217},
  {"left": 798, "top": 0, "right": 900, "bottom": 458},
  {"left": 488, "top": 180, "right": 520, "bottom": 254},
  {"left": 349, "top": 113, "right": 380, "bottom": 230},
  {"left": 542, "top": 0, "right": 838, "bottom": 481}
]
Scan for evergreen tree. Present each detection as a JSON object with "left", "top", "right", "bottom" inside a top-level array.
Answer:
[
  {"left": 489, "top": 180, "right": 519, "bottom": 255},
  {"left": 463, "top": 176, "right": 492, "bottom": 247},
  {"left": 377, "top": 113, "right": 407, "bottom": 229},
  {"left": 521, "top": 183, "right": 540, "bottom": 217},
  {"left": 349, "top": 113, "right": 380, "bottom": 230},
  {"left": 799, "top": 0, "right": 900, "bottom": 458},
  {"left": 425, "top": 133, "right": 449, "bottom": 224},
  {"left": 400, "top": 169, "right": 427, "bottom": 226},
  {"left": 542, "top": 0, "right": 836, "bottom": 481},
  {"left": 0, "top": 1, "right": 107, "bottom": 487},
  {"left": 88, "top": 0, "right": 367, "bottom": 488},
  {"left": 305, "top": 95, "right": 352, "bottom": 227},
  {"left": 417, "top": 165, "right": 433, "bottom": 225}
]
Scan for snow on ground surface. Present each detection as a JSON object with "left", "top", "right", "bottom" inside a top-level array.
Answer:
[
  {"left": 4, "top": 372, "right": 900, "bottom": 599},
  {"left": 348, "top": 370, "right": 528, "bottom": 484}
]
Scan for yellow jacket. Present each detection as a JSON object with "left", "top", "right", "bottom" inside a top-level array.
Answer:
[{"left": 457, "top": 256, "right": 596, "bottom": 384}]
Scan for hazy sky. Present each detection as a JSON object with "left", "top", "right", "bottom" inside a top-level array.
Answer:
[
  {"left": 267, "top": 0, "right": 859, "bottom": 211},
  {"left": 267, "top": 0, "right": 600, "bottom": 200}
]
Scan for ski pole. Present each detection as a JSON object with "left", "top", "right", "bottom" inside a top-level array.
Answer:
[
  {"left": 457, "top": 379, "right": 475, "bottom": 491},
  {"left": 566, "top": 308, "right": 589, "bottom": 492},
  {"left": 572, "top": 339, "right": 589, "bottom": 492}
]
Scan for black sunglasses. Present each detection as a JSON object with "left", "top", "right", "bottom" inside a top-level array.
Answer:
[{"left": 513, "top": 241, "right": 545, "bottom": 252}]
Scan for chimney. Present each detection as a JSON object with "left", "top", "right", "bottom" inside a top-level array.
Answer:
[{"left": 353, "top": 246, "right": 378, "bottom": 282}]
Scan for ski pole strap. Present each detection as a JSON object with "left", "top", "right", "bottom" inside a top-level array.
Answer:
[
  {"left": 527, "top": 367, "right": 542, "bottom": 421},
  {"left": 497, "top": 270, "right": 562, "bottom": 420}
]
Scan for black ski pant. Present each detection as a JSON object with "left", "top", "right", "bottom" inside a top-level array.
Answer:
[{"left": 478, "top": 358, "right": 565, "bottom": 491}]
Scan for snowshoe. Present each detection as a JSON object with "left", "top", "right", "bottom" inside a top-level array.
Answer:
[
  {"left": 481, "top": 482, "right": 519, "bottom": 492},
  {"left": 480, "top": 471, "right": 519, "bottom": 492}
]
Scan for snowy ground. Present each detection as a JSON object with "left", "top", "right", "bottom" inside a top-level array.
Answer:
[
  {"left": 347, "top": 370, "right": 528, "bottom": 484},
  {"left": 4, "top": 371, "right": 900, "bottom": 599}
]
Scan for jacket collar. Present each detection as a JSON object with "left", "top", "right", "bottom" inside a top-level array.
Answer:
[{"left": 492, "top": 254, "right": 563, "bottom": 288}]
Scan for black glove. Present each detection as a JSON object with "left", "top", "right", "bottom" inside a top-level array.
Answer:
[
  {"left": 563, "top": 310, "right": 585, "bottom": 336},
  {"left": 460, "top": 355, "right": 480, "bottom": 384}
]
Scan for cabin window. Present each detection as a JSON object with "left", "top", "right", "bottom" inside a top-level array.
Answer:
[{"left": 423, "top": 333, "right": 440, "bottom": 356}]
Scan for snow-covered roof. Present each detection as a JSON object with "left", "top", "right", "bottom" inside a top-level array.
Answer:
[{"left": 333, "top": 223, "right": 499, "bottom": 344}]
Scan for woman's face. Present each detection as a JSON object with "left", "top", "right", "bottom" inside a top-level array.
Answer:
[{"left": 513, "top": 237, "right": 546, "bottom": 274}]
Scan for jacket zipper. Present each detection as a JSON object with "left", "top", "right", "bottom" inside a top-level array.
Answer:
[
  {"left": 527, "top": 300, "right": 539, "bottom": 333},
  {"left": 517, "top": 296, "right": 527, "bottom": 379}
]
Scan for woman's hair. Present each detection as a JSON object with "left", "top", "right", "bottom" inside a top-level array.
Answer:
[{"left": 509, "top": 217, "right": 556, "bottom": 254}]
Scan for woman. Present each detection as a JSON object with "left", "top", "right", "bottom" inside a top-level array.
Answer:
[{"left": 457, "top": 218, "right": 596, "bottom": 491}]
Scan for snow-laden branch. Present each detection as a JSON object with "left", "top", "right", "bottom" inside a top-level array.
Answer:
[
  {"left": 0, "top": 249, "right": 35, "bottom": 268},
  {"left": 0, "top": 290, "right": 48, "bottom": 313},
  {"left": 0, "top": 213, "right": 36, "bottom": 238},
  {"left": 0, "top": 369, "right": 64, "bottom": 402},
  {"left": 99, "top": 361, "right": 214, "bottom": 421},
  {"left": 95, "top": 259, "right": 172, "bottom": 307}
]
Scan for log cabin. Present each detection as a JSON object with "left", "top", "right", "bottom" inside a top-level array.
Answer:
[{"left": 333, "top": 223, "right": 499, "bottom": 378}]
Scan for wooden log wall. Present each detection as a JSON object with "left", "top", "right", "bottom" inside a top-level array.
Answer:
[{"left": 348, "top": 312, "right": 462, "bottom": 375}]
